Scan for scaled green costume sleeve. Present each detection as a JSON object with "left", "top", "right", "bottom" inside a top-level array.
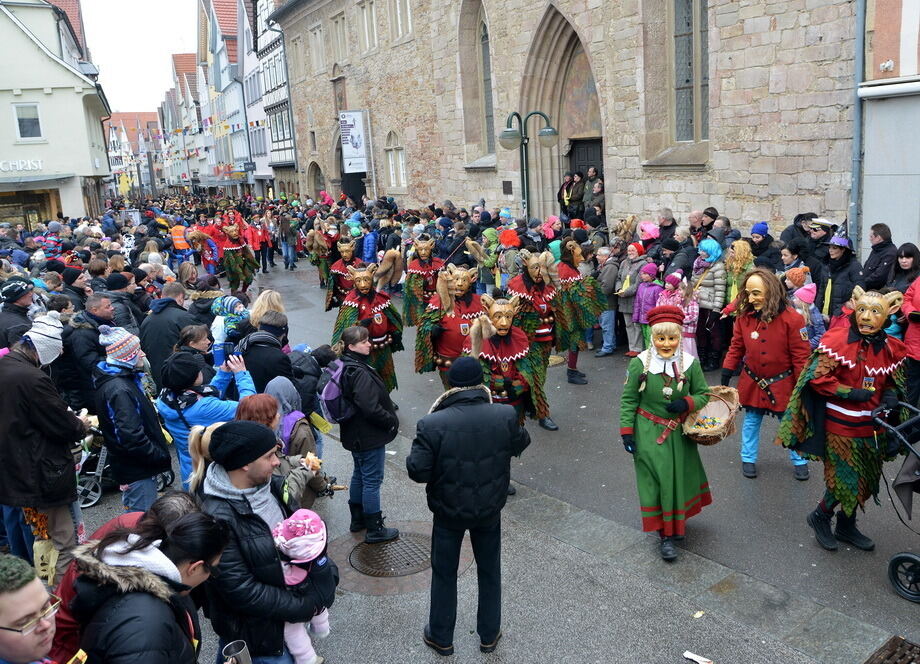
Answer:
[
  {"left": 331, "top": 305, "right": 359, "bottom": 345},
  {"left": 415, "top": 308, "right": 443, "bottom": 373},
  {"left": 402, "top": 274, "right": 427, "bottom": 327},
  {"left": 555, "top": 276, "right": 607, "bottom": 352}
]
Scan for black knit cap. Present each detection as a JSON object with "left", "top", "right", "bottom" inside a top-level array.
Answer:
[
  {"left": 209, "top": 420, "right": 278, "bottom": 471},
  {"left": 661, "top": 238, "right": 680, "bottom": 252},
  {"left": 105, "top": 273, "right": 129, "bottom": 291},
  {"left": 62, "top": 267, "right": 83, "bottom": 286},
  {"left": 447, "top": 356, "right": 483, "bottom": 387},
  {"left": 161, "top": 351, "right": 206, "bottom": 391}
]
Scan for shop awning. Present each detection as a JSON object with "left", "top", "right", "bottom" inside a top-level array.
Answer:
[{"left": 0, "top": 173, "right": 75, "bottom": 185}]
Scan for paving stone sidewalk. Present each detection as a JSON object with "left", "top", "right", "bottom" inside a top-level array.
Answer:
[{"left": 296, "top": 430, "right": 894, "bottom": 664}]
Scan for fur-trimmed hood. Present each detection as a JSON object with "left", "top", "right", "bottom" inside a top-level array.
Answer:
[
  {"left": 428, "top": 384, "right": 492, "bottom": 413},
  {"left": 71, "top": 540, "right": 179, "bottom": 604},
  {"left": 189, "top": 289, "right": 223, "bottom": 301}
]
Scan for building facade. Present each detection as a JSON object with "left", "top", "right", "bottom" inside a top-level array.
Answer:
[
  {"left": 860, "top": 0, "right": 920, "bottom": 256},
  {"left": 272, "top": 0, "right": 857, "bottom": 231},
  {"left": 104, "top": 111, "right": 162, "bottom": 198},
  {"left": 0, "top": 0, "right": 110, "bottom": 227}
]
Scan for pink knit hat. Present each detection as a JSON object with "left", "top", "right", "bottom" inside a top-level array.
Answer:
[
  {"left": 640, "top": 262, "right": 658, "bottom": 277},
  {"left": 795, "top": 283, "right": 817, "bottom": 304},
  {"left": 272, "top": 509, "right": 327, "bottom": 563},
  {"left": 665, "top": 270, "right": 683, "bottom": 288},
  {"left": 638, "top": 221, "right": 660, "bottom": 240}
]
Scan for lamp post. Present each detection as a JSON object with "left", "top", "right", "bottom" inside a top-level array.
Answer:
[{"left": 498, "top": 111, "right": 559, "bottom": 217}]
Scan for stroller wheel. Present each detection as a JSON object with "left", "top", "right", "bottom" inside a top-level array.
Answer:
[
  {"left": 78, "top": 477, "right": 103, "bottom": 508},
  {"left": 888, "top": 552, "right": 920, "bottom": 603},
  {"left": 155, "top": 470, "right": 176, "bottom": 492}
]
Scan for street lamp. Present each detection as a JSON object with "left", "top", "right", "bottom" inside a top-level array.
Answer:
[{"left": 498, "top": 111, "right": 559, "bottom": 216}]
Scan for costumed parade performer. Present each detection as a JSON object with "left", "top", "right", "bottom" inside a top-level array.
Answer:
[
  {"left": 403, "top": 234, "right": 444, "bottom": 327},
  {"left": 326, "top": 237, "right": 364, "bottom": 311},
  {"left": 778, "top": 286, "right": 907, "bottom": 551},
  {"left": 189, "top": 229, "right": 219, "bottom": 275},
  {"left": 720, "top": 268, "right": 811, "bottom": 480},
  {"left": 217, "top": 210, "right": 259, "bottom": 294},
  {"left": 332, "top": 263, "right": 404, "bottom": 393},
  {"left": 469, "top": 295, "right": 547, "bottom": 426},
  {"left": 506, "top": 250, "right": 560, "bottom": 430},
  {"left": 415, "top": 264, "right": 484, "bottom": 389},
  {"left": 306, "top": 219, "right": 340, "bottom": 288},
  {"left": 555, "top": 239, "right": 607, "bottom": 385},
  {"left": 619, "top": 305, "right": 711, "bottom": 561}
]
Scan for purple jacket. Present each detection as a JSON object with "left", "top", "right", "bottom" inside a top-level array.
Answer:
[{"left": 632, "top": 281, "right": 664, "bottom": 324}]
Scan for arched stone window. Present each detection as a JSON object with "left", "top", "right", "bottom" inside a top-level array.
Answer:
[
  {"left": 384, "top": 131, "right": 407, "bottom": 189},
  {"left": 459, "top": 0, "right": 496, "bottom": 160}
]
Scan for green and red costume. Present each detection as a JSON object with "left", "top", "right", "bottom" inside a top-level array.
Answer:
[
  {"left": 554, "top": 261, "right": 606, "bottom": 352},
  {"left": 507, "top": 274, "right": 556, "bottom": 418},
  {"left": 478, "top": 326, "right": 547, "bottom": 424},
  {"left": 415, "top": 293, "right": 483, "bottom": 389},
  {"left": 620, "top": 350, "right": 711, "bottom": 536},
  {"left": 332, "top": 289, "right": 404, "bottom": 392},
  {"left": 325, "top": 256, "right": 364, "bottom": 311},
  {"left": 310, "top": 228, "right": 340, "bottom": 285},
  {"left": 403, "top": 257, "right": 444, "bottom": 326},
  {"left": 777, "top": 325, "right": 907, "bottom": 516}
]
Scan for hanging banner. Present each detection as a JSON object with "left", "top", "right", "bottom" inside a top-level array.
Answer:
[{"left": 339, "top": 110, "right": 367, "bottom": 173}]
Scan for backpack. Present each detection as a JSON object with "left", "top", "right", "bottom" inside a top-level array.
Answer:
[{"left": 317, "top": 358, "right": 356, "bottom": 423}]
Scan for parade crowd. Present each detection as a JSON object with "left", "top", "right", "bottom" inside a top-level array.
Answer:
[{"left": 1, "top": 178, "right": 919, "bottom": 664}]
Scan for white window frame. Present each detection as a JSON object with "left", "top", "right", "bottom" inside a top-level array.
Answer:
[
  {"left": 13, "top": 103, "right": 43, "bottom": 141},
  {"left": 331, "top": 12, "right": 347, "bottom": 63},
  {"left": 384, "top": 131, "right": 407, "bottom": 189},
  {"left": 390, "top": 0, "right": 412, "bottom": 40},
  {"left": 358, "top": 0, "right": 378, "bottom": 52},
  {"left": 309, "top": 24, "right": 326, "bottom": 73}
]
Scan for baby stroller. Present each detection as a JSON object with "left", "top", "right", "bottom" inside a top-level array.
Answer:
[
  {"left": 76, "top": 427, "right": 175, "bottom": 508},
  {"left": 872, "top": 401, "right": 920, "bottom": 603}
]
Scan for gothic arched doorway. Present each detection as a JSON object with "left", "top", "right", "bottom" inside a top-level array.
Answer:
[
  {"left": 520, "top": 6, "right": 603, "bottom": 219},
  {"left": 307, "top": 161, "right": 324, "bottom": 198}
]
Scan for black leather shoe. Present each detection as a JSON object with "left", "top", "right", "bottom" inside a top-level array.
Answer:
[
  {"left": 538, "top": 417, "right": 559, "bottom": 431},
  {"left": 480, "top": 631, "right": 502, "bottom": 654},
  {"left": 793, "top": 465, "right": 809, "bottom": 481},
  {"left": 507, "top": 484, "right": 517, "bottom": 496},
  {"left": 659, "top": 536, "right": 678, "bottom": 561},
  {"left": 423, "top": 626, "right": 454, "bottom": 656},
  {"left": 742, "top": 462, "right": 757, "bottom": 478},
  {"left": 807, "top": 507, "right": 838, "bottom": 551},
  {"left": 567, "top": 369, "right": 588, "bottom": 385}
]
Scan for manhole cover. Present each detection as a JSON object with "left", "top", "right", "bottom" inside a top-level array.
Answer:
[
  {"left": 327, "top": 521, "right": 473, "bottom": 595},
  {"left": 349, "top": 532, "right": 431, "bottom": 577},
  {"left": 863, "top": 636, "right": 920, "bottom": 664}
]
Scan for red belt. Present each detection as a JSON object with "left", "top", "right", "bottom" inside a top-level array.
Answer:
[{"left": 637, "top": 407, "right": 682, "bottom": 445}]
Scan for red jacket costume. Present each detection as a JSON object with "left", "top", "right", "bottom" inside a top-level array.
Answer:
[
  {"left": 341, "top": 290, "right": 399, "bottom": 346},
  {"left": 328, "top": 257, "right": 364, "bottom": 307},
  {"left": 506, "top": 275, "right": 556, "bottom": 344},
  {"left": 479, "top": 327, "right": 531, "bottom": 408},
  {"left": 902, "top": 276, "right": 920, "bottom": 361},
  {"left": 428, "top": 293, "right": 483, "bottom": 364},
  {"left": 809, "top": 326, "right": 906, "bottom": 437},
  {"left": 407, "top": 257, "right": 445, "bottom": 297},
  {"left": 722, "top": 307, "right": 811, "bottom": 414}
]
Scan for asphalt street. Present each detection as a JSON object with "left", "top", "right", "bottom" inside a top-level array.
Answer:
[{"left": 256, "top": 264, "right": 919, "bottom": 643}]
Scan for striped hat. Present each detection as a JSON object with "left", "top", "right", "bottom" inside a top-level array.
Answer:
[{"left": 99, "top": 325, "right": 142, "bottom": 368}]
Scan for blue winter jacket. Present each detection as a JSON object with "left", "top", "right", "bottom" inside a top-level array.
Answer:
[{"left": 362, "top": 230, "right": 378, "bottom": 263}]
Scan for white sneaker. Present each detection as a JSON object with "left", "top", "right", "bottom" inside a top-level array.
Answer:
[
  {"left": 309, "top": 624, "right": 331, "bottom": 640},
  {"left": 303, "top": 656, "right": 324, "bottom": 664}
]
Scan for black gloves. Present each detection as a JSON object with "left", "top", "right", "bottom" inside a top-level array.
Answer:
[
  {"left": 909, "top": 311, "right": 920, "bottom": 323},
  {"left": 622, "top": 434, "right": 636, "bottom": 454},
  {"left": 881, "top": 389, "right": 899, "bottom": 410},
  {"left": 885, "top": 435, "right": 904, "bottom": 457},
  {"left": 845, "top": 388, "right": 874, "bottom": 402},
  {"left": 665, "top": 398, "right": 689, "bottom": 414},
  {"left": 720, "top": 370, "right": 734, "bottom": 387},
  {"left": 359, "top": 317, "right": 373, "bottom": 327}
]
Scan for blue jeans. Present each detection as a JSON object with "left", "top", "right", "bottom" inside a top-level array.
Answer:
[
  {"left": 216, "top": 639, "right": 294, "bottom": 664},
  {"left": 0, "top": 504, "right": 34, "bottom": 563},
  {"left": 314, "top": 430, "right": 325, "bottom": 459},
  {"left": 349, "top": 446, "right": 386, "bottom": 513},
  {"left": 122, "top": 478, "right": 158, "bottom": 512},
  {"left": 475, "top": 281, "right": 491, "bottom": 295},
  {"left": 173, "top": 433, "right": 193, "bottom": 491},
  {"left": 741, "top": 410, "right": 806, "bottom": 465},
  {"left": 598, "top": 309, "right": 615, "bottom": 352},
  {"left": 282, "top": 242, "right": 296, "bottom": 266}
]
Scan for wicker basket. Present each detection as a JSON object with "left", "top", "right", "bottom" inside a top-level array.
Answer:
[{"left": 682, "top": 386, "right": 740, "bottom": 445}]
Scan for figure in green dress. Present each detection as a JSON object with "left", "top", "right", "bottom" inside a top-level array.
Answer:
[{"left": 619, "top": 305, "right": 712, "bottom": 561}]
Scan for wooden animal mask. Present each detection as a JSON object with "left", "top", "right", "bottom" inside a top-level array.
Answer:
[
  {"left": 481, "top": 294, "right": 520, "bottom": 336},
  {"left": 851, "top": 286, "right": 903, "bottom": 335},
  {"left": 347, "top": 264, "right": 379, "bottom": 294}
]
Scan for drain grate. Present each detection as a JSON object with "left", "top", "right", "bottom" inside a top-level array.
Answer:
[
  {"left": 863, "top": 636, "right": 920, "bottom": 664},
  {"left": 348, "top": 532, "right": 432, "bottom": 578}
]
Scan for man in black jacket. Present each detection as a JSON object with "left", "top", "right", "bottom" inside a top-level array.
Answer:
[
  {"left": 101, "top": 272, "right": 140, "bottom": 335},
  {"left": 61, "top": 267, "right": 90, "bottom": 312},
  {"left": 54, "top": 294, "right": 114, "bottom": 411},
  {"left": 93, "top": 325, "right": 171, "bottom": 513},
  {"left": 0, "top": 314, "right": 87, "bottom": 583},
  {"left": 407, "top": 358, "right": 531, "bottom": 657},
  {"left": 200, "top": 421, "right": 337, "bottom": 660},
  {"left": 0, "top": 277, "right": 34, "bottom": 349},
  {"left": 140, "top": 281, "right": 196, "bottom": 390},
  {"left": 861, "top": 223, "right": 898, "bottom": 290}
]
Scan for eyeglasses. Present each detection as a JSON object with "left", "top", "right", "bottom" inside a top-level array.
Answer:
[{"left": 0, "top": 595, "right": 62, "bottom": 635}]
